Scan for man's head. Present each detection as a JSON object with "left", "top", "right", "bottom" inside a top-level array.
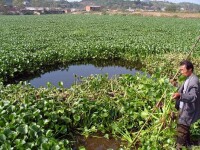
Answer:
[{"left": 179, "top": 60, "right": 194, "bottom": 77}]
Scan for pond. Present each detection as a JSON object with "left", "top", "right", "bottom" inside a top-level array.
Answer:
[
  {"left": 6, "top": 59, "right": 145, "bottom": 88},
  {"left": 27, "top": 59, "right": 145, "bottom": 88}
]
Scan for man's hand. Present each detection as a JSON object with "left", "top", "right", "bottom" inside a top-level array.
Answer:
[
  {"left": 170, "top": 79, "right": 178, "bottom": 87},
  {"left": 172, "top": 93, "right": 181, "bottom": 100}
]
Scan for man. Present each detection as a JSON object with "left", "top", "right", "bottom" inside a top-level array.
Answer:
[{"left": 172, "top": 60, "right": 200, "bottom": 149}]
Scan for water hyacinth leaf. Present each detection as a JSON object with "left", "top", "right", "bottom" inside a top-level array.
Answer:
[
  {"left": 3, "top": 128, "right": 12, "bottom": 137},
  {"left": 63, "top": 139, "right": 69, "bottom": 145},
  {"left": 139, "top": 121, "right": 144, "bottom": 126},
  {"left": 15, "top": 139, "right": 26, "bottom": 146},
  {"left": 58, "top": 81, "right": 64, "bottom": 88},
  {"left": 47, "top": 82, "right": 52, "bottom": 88},
  {"left": 141, "top": 110, "right": 149, "bottom": 119},
  {"left": 9, "top": 113, "right": 16, "bottom": 122},
  {"left": 30, "top": 124, "right": 40, "bottom": 133},
  {"left": 46, "top": 130, "right": 53, "bottom": 137},
  {"left": 59, "top": 125, "right": 67, "bottom": 134},
  {"left": 61, "top": 116, "right": 71, "bottom": 123},
  {"left": 12, "top": 131, "right": 18, "bottom": 139},
  {"left": 90, "top": 126, "right": 97, "bottom": 132},
  {"left": 17, "top": 124, "right": 28, "bottom": 134},
  {"left": 104, "top": 134, "right": 109, "bottom": 139},
  {"left": 44, "top": 119, "right": 50, "bottom": 125},
  {"left": 79, "top": 146, "right": 86, "bottom": 150},
  {"left": 52, "top": 145, "right": 60, "bottom": 150},
  {"left": 0, "top": 144, "right": 12, "bottom": 150},
  {"left": 57, "top": 109, "right": 64, "bottom": 114},
  {"left": 73, "top": 114, "right": 81, "bottom": 122},
  {"left": 0, "top": 120, "right": 5, "bottom": 127},
  {"left": 38, "top": 137, "right": 48, "bottom": 145},
  {"left": 0, "top": 134, "right": 6, "bottom": 142},
  {"left": 102, "top": 113, "right": 109, "bottom": 118},
  {"left": 30, "top": 130, "right": 38, "bottom": 139},
  {"left": 159, "top": 78, "right": 165, "bottom": 84},
  {"left": 41, "top": 143, "right": 49, "bottom": 150}
]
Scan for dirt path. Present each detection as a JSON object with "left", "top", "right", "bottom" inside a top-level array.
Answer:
[
  {"left": 133, "top": 12, "right": 200, "bottom": 19},
  {"left": 76, "top": 11, "right": 200, "bottom": 19}
]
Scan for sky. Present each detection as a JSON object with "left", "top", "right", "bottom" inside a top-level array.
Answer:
[
  {"left": 167, "top": 0, "right": 200, "bottom": 4},
  {"left": 67, "top": 0, "right": 200, "bottom": 5}
]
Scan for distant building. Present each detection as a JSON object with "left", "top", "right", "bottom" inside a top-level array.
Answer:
[
  {"left": 21, "top": 7, "right": 44, "bottom": 15},
  {"left": 180, "top": 7, "right": 185, "bottom": 11},
  {"left": 161, "top": 7, "right": 166, "bottom": 11},
  {"left": 64, "top": 9, "right": 71, "bottom": 13},
  {"left": 24, "top": 7, "right": 44, "bottom": 11},
  {"left": 85, "top": 6, "right": 101, "bottom": 12},
  {"left": 20, "top": 7, "right": 65, "bottom": 15},
  {"left": 127, "top": 7, "right": 135, "bottom": 12},
  {"left": 71, "top": 8, "right": 78, "bottom": 12},
  {"left": 44, "top": 9, "right": 65, "bottom": 14},
  {"left": 2, "top": 5, "right": 20, "bottom": 14}
]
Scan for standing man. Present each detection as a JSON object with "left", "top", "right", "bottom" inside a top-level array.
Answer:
[{"left": 172, "top": 60, "right": 200, "bottom": 149}]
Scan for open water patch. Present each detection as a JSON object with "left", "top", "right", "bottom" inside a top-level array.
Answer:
[
  {"left": 29, "top": 59, "right": 145, "bottom": 88},
  {"left": 8, "top": 59, "right": 146, "bottom": 88}
]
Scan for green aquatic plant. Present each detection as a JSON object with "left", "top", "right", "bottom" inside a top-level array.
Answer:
[
  {"left": 0, "top": 74, "right": 179, "bottom": 149},
  {"left": 0, "top": 14, "right": 200, "bottom": 149}
]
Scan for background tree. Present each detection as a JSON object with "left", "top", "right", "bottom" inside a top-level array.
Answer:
[
  {"left": 31, "top": 0, "right": 42, "bottom": 7},
  {"left": 165, "top": 4, "right": 177, "bottom": 12},
  {"left": 12, "top": 0, "right": 24, "bottom": 7},
  {"left": 0, "top": 0, "right": 5, "bottom": 6}
]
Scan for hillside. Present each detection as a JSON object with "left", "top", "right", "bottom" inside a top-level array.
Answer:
[
  {"left": 80, "top": 0, "right": 200, "bottom": 11},
  {"left": 0, "top": 0, "right": 200, "bottom": 12}
]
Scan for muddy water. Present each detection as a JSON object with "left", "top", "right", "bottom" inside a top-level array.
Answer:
[{"left": 73, "top": 136, "right": 123, "bottom": 150}]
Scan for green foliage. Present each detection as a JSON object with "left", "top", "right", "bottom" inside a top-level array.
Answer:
[
  {"left": 0, "top": 15, "right": 199, "bottom": 83},
  {"left": 165, "top": 4, "right": 178, "bottom": 12},
  {"left": 0, "top": 0, "right": 5, "bottom": 5},
  {"left": 0, "top": 14, "right": 200, "bottom": 149},
  {"left": 0, "top": 88, "right": 72, "bottom": 149},
  {"left": 12, "top": 0, "right": 24, "bottom": 7},
  {"left": 0, "top": 74, "right": 178, "bottom": 149}
]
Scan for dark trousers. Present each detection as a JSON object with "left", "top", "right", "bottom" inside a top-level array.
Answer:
[{"left": 176, "top": 124, "right": 191, "bottom": 150}]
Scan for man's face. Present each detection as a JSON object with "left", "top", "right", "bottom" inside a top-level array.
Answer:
[{"left": 179, "top": 65, "right": 192, "bottom": 77}]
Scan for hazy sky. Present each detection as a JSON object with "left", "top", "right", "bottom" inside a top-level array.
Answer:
[
  {"left": 67, "top": 0, "right": 200, "bottom": 5},
  {"left": 167, "top": 0, "right": 200, "bottom": 4}
]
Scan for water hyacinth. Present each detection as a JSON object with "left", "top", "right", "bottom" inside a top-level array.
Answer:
[
  {"left": 0, "top": 15, "right": 200, "bottom": 83},
  {"left": 0, "top": 14, "right": 200, "bottom": 149},
  {"left": 0, "top": 74, "right": 179, "bottom": 149}
]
